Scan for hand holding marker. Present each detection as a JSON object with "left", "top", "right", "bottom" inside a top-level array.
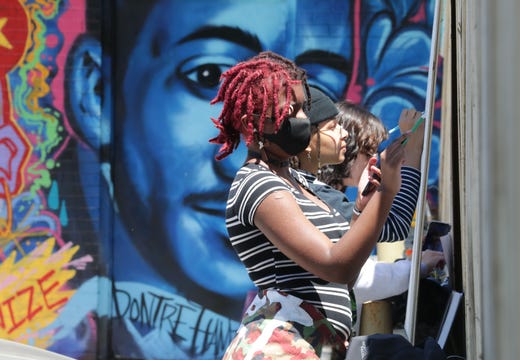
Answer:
[{"left": 361, "top": 114, "right": 425, "bottom": 196}]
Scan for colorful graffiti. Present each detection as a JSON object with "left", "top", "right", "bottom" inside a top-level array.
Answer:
[
  {"left": 0, "top": 0, "right": 93, "bottom": 356},
  {"left": 0, "top": 0, "right": 442, "bottom": 359}
]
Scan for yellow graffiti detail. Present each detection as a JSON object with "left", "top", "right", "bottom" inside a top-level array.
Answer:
[
  {"left": 0, "top": 238, "right": 77, "bottom": 347},
  {"left": 0, "top": 18, "right": 13, "bottom": 50}
]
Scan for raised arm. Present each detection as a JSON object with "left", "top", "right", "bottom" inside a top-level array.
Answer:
[
  {"left": 352, "top": 109, "right": 424, "bottom": 242},
  {"left": 254, "top": 135, "right": 407, "bottom": 284}
]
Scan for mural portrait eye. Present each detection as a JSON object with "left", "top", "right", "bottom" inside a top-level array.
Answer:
[
  {"left": 176, "top": 55, "right": 238, "bottom": 98},
  {"left": 181, "top": 63, "right": 226, "bottom": 89},
  {"left": 197, "top": 64, "right": 222, "bottom": 87}
]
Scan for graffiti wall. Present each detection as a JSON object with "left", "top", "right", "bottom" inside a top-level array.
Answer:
[{"left": 0, "top": 0, "right": 442, "bottom": 359}]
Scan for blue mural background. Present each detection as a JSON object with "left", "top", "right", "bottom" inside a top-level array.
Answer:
[{"left": 0, "top": 0, "right": 441, "bottom": 359}]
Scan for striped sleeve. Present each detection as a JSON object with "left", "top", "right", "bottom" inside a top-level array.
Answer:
[
  {"left": 378, "top": 166, "right": 421, "bottom": 242},
  {"left": 228, "top": 167, "right": 289, "bottom": 227}
]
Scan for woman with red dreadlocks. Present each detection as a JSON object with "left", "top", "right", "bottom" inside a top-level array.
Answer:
[{"left": 210, "top": 51, "right": 409, "bottom": 359}]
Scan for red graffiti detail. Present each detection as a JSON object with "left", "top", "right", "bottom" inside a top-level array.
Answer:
[
  {"left": 0, "top": 0, "right": 28, "bottom": 68},
  {"left": 0, "top": 0, "right": 31, "bottom": 198},
  {"left": 409, "top": 2, "right": 427, "bottom": 23},
  {"left": 345, "top": 0, "right": 363, "bottom": 103},
  {"left": 2, "top": 294, "right": 25, "bottom": 334},
  {"left": 0, "top": 0, "right": 29, "bottom": 123},
  {"left": 0, "top": 302, "right": 4, "bottom": 329},
  {"left": 0, "top": 124, "right": 30, "bottom": 197},
  {"left": 37, "top": 269, "right": 68, "bottom": 310},
  {"left": 0, "top": 269, "right": 69, "bottom": 334},
  {"left": 18, "top": 286, "right": 43, "bottom": 321}
]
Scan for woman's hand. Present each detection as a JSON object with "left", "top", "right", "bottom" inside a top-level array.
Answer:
[
  {"left": 398, "top": 108, "right": 422, "bottom": 133},
  {"left": 399, "top": 109, "right": 425, "bottom": 169},
  {"left": 355, "top": 131, "right": 407, "bottom": 203},
  {"left": 355, "top": 156, "right": 380, "bottom": 211},
  {"left": 379, "top": 133, "right": 408, "bottom": 195},
  {"left": 420, "top": 249, "right": 446, "bottom": 277},
  {"left": 354, "top": 133, "right": 406, "bottom": 210}
]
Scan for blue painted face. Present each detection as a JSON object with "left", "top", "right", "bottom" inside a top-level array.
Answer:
[
  {"left": 116, "top": 0, "right": 354, "bottom": 300},
  {"left": 114, "top": 0, "right": 435, "bottom": 305}
]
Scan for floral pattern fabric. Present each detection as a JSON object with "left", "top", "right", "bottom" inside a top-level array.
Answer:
[{"left": 223, "top": 290, "right": 347, "bottom": 360}]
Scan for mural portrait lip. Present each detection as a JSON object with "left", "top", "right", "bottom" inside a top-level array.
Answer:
[{"left": 183, "top": 191, "right": 227, "bottom": 217}]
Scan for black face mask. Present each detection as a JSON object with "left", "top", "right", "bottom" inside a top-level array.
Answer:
[{"left": 264, "top": 117, "right": 311, "bottom": 155}]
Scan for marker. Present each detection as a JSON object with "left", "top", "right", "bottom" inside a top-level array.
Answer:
[
  {"left": 410, "top": 113, "right": 426, "bottom": 133},
  {"left": 400, "top": 114, "right": 425, "bottom": 145},
  {"left": 376, "top": 124, "right": 402, "bottom": 153}
]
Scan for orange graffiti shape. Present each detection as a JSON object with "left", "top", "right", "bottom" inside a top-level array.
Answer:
[{"left": 0, "top": 237, "right": 77, "bottom": 347}]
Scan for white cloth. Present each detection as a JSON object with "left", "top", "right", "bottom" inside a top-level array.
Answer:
[
  {"left": 353, "top": 258, "right": 411, "bottom": 304},
  {"left": 351, "top": 258, "right": 412, "bottom": 334}
]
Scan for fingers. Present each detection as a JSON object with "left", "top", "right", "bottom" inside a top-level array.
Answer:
[
  {"left": 398, "top": 109, "right": 423, "bottom": 132},
  {"left": 382, "top": 134, "right": 407, "bottom": 165},
  {"left": 369, "top": 163, "right": 382, "bottom": 182},
  {"left": 359, "top": 156, "right": 382, "bottom": 196},
  {"left": 422, "top": 250, "right": 446, "bottom": 268},
  {"left": 404, "top": 108, "right": 422, "bottom": 121},
  {"left": 377, "top": 139, "right": 404, "bottom": 194}
]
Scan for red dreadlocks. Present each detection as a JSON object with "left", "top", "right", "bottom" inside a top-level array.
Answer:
[{"left": 210, "top": 51, "right": 310, "bottom": 160}]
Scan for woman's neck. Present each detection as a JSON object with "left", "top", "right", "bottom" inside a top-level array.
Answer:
[
  {"left": 343, "top": 176, "right": 357, "bottom": 188},
  {"left": 297, "top": 155, "right": 319, "bottom": 176},
  {"left": 247, "top": 150, "right": 291, "bottom": 168}
]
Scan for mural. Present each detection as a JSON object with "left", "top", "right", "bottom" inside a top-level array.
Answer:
[
  {"left": 0, "top": 0, "right": 85, "bottom": 357},
  {"left": 0, "top": 0, "right": 442, "bottom": 359}
]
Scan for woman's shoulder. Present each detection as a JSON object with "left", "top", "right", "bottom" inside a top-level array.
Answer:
[
  {"left": 234, "top": 162, "right": 288, "bottom": 187},
  {"left": 238, "top": 162, "right": 275, "bottom": 177},
  {"left": 229, "top": 162, "right": 292, "bottom": 223}
]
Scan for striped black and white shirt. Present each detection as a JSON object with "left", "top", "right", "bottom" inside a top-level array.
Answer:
[
  {"left": 300, "top": 166, "right": 421, "bottom": 242},
  {"left": 226, "top": 162, "right": 353, "bottom": 340}
]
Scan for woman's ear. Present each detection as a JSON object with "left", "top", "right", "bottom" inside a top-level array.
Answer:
[
  {"left": 65, "top": 34, "right": 109, "bottom": 151},
  {"left": 306, "top": 126, "right": 319, "bottom": 150}
]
